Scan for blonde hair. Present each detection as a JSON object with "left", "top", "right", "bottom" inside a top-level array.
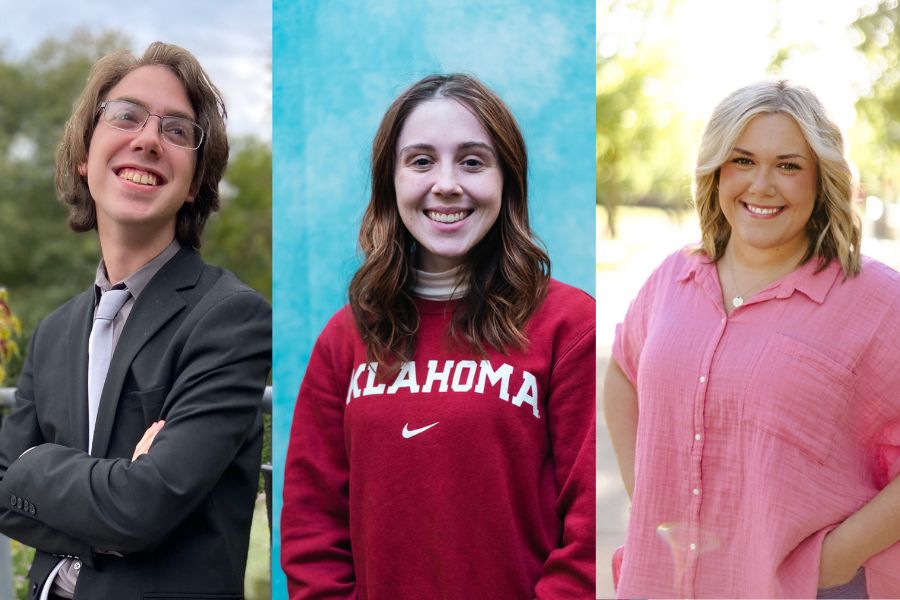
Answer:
[{"left": 694, "top": 80, "right": 860, "bottom": 276}]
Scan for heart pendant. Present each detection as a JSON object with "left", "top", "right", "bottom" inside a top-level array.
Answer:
[{"left": 732, "top": 296, "right": 744, "bottom": 308}]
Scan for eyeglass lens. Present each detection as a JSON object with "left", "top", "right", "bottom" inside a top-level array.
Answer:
[{"left": 102, "top": 100, "right": 203, "bottom": 149}]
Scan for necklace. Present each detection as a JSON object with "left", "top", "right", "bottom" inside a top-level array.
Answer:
[{"left": 725, "top": 248, "right": 803, "bottom": 309}]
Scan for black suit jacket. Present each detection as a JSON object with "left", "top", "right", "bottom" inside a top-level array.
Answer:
[{"left": 0, "top": 247, "right": 271, "bottom": 599}]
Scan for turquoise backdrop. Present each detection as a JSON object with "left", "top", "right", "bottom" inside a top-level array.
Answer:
[{"left": 272, "top": 1, "right": 595, "bottom": 594}]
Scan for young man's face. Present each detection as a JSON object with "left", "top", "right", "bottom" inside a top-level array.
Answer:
[{"left": 80, "top": 65, "right": 198, "bottom": 243}]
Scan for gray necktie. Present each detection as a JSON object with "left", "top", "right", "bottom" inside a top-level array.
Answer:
[{"left": 87, "top": 288, "right": 130, "bottom": 454}]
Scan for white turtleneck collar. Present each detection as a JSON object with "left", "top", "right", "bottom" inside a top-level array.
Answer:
[{"left": 411, "top": 266, "right": 468, "bottom": 301}]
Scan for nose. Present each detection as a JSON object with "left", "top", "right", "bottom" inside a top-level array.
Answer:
[
  {"left": 129, "top": 115, "right": 164, "bottom": 155},
  {"left": 431, "top": 164, "right": 462, "bottom": 197},
  {"left": 749, "top": 168, "right": 775, "bottom": 196}
]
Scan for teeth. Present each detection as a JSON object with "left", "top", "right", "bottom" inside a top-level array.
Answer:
[
  {"left": 746, "top": 203, "right": 780, "bottom": 216},
  {"left": 118, "top": 168, "right": 159, "bottom": 186},
  {"left": 427, "top": 210, "right": 468, "bottom": 224}
]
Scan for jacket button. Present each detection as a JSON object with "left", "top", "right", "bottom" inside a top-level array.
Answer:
[
  {"left": 30, "top": 504, "right": 36, "bottom": 515},
  {"left": 9, "top": 494, "right": 15, "bottom": 506},
  {"left": 16, "top": 498, "right": 22, "bottom": 509}
]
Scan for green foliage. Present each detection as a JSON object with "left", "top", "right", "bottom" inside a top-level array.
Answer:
[
  {"left": 0, "top": 288, "right": 21, "bottom": 384},
  {"left": 12, "top": 540, "right": 34, "bottom": 599},
  {"left": 203, "top": 137, "right": 272, "bottom": 301},
  {"left": 596, "top": 0, "right": 696, "bottom": 236},
  {"left": 853, "top": 1, "right": 900, "bottom": 210}
]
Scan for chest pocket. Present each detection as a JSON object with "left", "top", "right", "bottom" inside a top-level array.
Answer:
[{"left": 745, "top": 333, "right": 854, "bottom": 464}]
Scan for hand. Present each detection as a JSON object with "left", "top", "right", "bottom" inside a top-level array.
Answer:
[
  {"left": 818, "top": 529, "right": 863, "bottom": 589},
  {"left": 131, "top": 420, "right": 165, "bottom": 461}
]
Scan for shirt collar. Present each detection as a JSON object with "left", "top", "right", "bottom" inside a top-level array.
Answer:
[
  {"left": 94, "top": 239, "right": 181, "bottom": 302},
  {"left": 676, "top": 246, "right": 841, "bottom": 305}
]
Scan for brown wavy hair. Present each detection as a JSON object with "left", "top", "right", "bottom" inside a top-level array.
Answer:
[
  {"left": 56, "top": 41, "right": 228, "bottom": 249},
  {"left": 349, "top": 74, "right": 551, "bottom": 367},
  {"left": 694, "top": 80, "right": 861, "bottom": 276}
]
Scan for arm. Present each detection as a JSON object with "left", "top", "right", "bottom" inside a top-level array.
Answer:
[
  {"left": 533, "top": 320, "right": 596, "bottom": 599},
  {"left": 281, "top": 315, "right": 356, "bottom": 599},
  {"left": 0, "top": 289, "right": 271, "bottom": 553},
  {"left": 818, "top": 476, "right": 900, "bottom": 587},
  {"left": 0, "top": 332, "right": 95, "bottom": 561},
  {"left": 602, "top": 358, "right": 639, "bottom": 500}
]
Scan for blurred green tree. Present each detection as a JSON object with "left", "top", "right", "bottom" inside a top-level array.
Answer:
[
  {"left": 596, "top": 0, "right": 695, "bottom": 237},
  {"left": 853, "top": 1, "right": 900, "bottom": 237}
]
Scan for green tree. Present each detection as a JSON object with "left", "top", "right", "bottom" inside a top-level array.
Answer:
[
  {"left": 203, "top": 136, "right": 272, "bottom": 301},
  {"left": 596, "top": 0, "right": 695, "bottom": 237},
  {"left": 853, "top": 1, "right": 900, "bottom": 237}
]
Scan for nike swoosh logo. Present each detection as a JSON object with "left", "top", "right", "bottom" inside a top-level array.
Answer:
[{"left": 402, "top": 422, "right": 439, "bottom": 439}]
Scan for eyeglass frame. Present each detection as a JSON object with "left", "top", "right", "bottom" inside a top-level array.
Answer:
[{"left": 97, "top": 99, "right": 206, "bottom": 150}]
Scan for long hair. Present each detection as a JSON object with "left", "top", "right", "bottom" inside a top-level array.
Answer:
[
  {"left": 694, "top": 80, "right": 861, "bottom": 276},
  {"left": 348, "top": 74, "right": 550, "bottom": 367},
  {"left": 56, "top": 41, "right": 228, "bottom": 249}
]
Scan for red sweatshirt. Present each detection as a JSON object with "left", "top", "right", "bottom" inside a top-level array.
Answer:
[{"left": 281, "top": 280, "right": 596, "bottom": 599}]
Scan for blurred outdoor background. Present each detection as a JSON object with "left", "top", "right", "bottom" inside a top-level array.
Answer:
[
  {"left": 597, "top": 0, "right": 900, "bottom": 596},
  {"left": 0, "top": 2, "right": 271, "bottom": 598}
]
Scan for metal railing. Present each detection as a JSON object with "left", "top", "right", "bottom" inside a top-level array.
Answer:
[{"left": 0, "top": 385, "right": 273, "bottom": 600}]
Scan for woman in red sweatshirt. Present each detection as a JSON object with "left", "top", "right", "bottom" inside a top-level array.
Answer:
[{"left": 281, "top": 74, "right": 596, "bottom": 599}]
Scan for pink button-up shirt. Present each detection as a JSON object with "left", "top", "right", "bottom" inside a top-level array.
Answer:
[{"left": 612, "top": 248, "right": 900, "bottom": 598}]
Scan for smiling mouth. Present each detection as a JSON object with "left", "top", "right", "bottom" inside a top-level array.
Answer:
[
  {"left": 426, "top": 210, "right": 472, "bottom": 224},
  {"left": 742, "top": 201, "right": 783, "bottom": 216},
  {"left": 117, "top": 168, "right": 161, "bottom": 186}
]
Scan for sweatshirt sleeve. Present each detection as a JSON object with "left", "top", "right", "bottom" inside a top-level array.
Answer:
[
  {"left": 281, "top": 312, "right": 356, "bottom": 599},
  {"left": 534, "top": 314, "right": 597, "bottom": 599}
]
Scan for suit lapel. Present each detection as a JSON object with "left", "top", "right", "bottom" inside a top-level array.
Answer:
[
  {"left": 90, "top": 248, "right": 205, "bottom": 457},
  {"left": 66, "top": 290, "right": 95, "bottom": 452}
]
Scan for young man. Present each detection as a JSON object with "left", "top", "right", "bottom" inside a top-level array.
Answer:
[{"left": 0, "top": 42, "right": 271, "bottom": 599}]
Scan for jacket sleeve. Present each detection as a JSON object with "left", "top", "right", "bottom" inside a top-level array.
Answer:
[
  {"left": 0, "top": 289, "right": 271, "bottom": 554},
  {"left": 0, "top": 331, "right": 95, "bottom": 561},
  {"left": 281, "top": 313, "right": 356, "bottom": 599},
  {"left": 534, "top": 317, "right": 597, "bottom": 599}
]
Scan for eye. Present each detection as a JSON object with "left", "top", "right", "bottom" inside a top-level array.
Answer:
[
  {"left": 730, "top": 157, "right": 753, "bottom": 166},
  {"left": 409, "top": 156, "right": 433, "bottom": 168},
  {"left": 461, "top": 157, "right": 486, "bottom": 170},
  {"left": 163, "top": 121, "right": 189, "bottom": 141},
  {"left": 778, "top": 162, "right": 801, "bottom": 172}
]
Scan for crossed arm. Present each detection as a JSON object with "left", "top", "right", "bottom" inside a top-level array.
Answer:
[{"left": 0, "top": 289, "right": 270, "bottom": 557}]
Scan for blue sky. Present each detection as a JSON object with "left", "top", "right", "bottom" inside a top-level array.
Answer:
[{"left": 1, "top": 0, "right": 272, "bottom": 140}]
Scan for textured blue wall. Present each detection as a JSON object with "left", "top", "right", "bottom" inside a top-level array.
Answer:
[{"left": 272, "top": 1, "right": 595, "bottom": 594}]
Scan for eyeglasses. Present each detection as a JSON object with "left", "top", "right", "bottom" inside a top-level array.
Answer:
[{"left": 98, "top": 100, "right": 205, "bottom": 150}]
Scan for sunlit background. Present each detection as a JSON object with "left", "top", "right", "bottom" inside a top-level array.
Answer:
[{"left": 597, "top": 0, "right": 900, "bottom": 596}]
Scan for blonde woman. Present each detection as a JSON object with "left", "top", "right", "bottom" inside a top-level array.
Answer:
[{"left": 605, "top": 80, "right": 900, "bottom": 598}]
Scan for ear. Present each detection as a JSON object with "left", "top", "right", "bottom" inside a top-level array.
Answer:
[
  {"left": 186, "top": 182, "right": 199, "bottom": 203},
  {"left": 78, "top": 163, "right": 87, "bottom": 177}
]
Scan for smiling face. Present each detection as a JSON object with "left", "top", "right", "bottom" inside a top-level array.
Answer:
[
  {"left": 394, "top": 98, "right": 503, "bottom": 273},
  {"left": 81, "top": 65, "right": 197, "bottom": 244},
  {"left": 718, "top": 112, "right": 817, "bottom": 259}
]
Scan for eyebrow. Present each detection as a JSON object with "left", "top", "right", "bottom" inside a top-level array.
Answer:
[
  {"left": 114, "top": 96, "right": 197, "bottom": 122},
  {"left": 732, "top": 147, "right": 809, "bottom": 161},
  {"left": 398, "top": 141, "right": 497, "bottom": 158}
]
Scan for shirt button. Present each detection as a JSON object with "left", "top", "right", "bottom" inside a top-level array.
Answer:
[
  {"left": 699, "top": 375, "right": 706, "bottom": 383},
  {"left": 73, "top": 560, "right": 81, "bottom": 571},
  {"left": 689, "top": 543, "right": 697, "bottom": 551},
  {"left": 694, "top": 433, "right": 702, "bottom": 441},
  {"left": 692, "top": 488, "right": 700, "bottom": 495}
]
